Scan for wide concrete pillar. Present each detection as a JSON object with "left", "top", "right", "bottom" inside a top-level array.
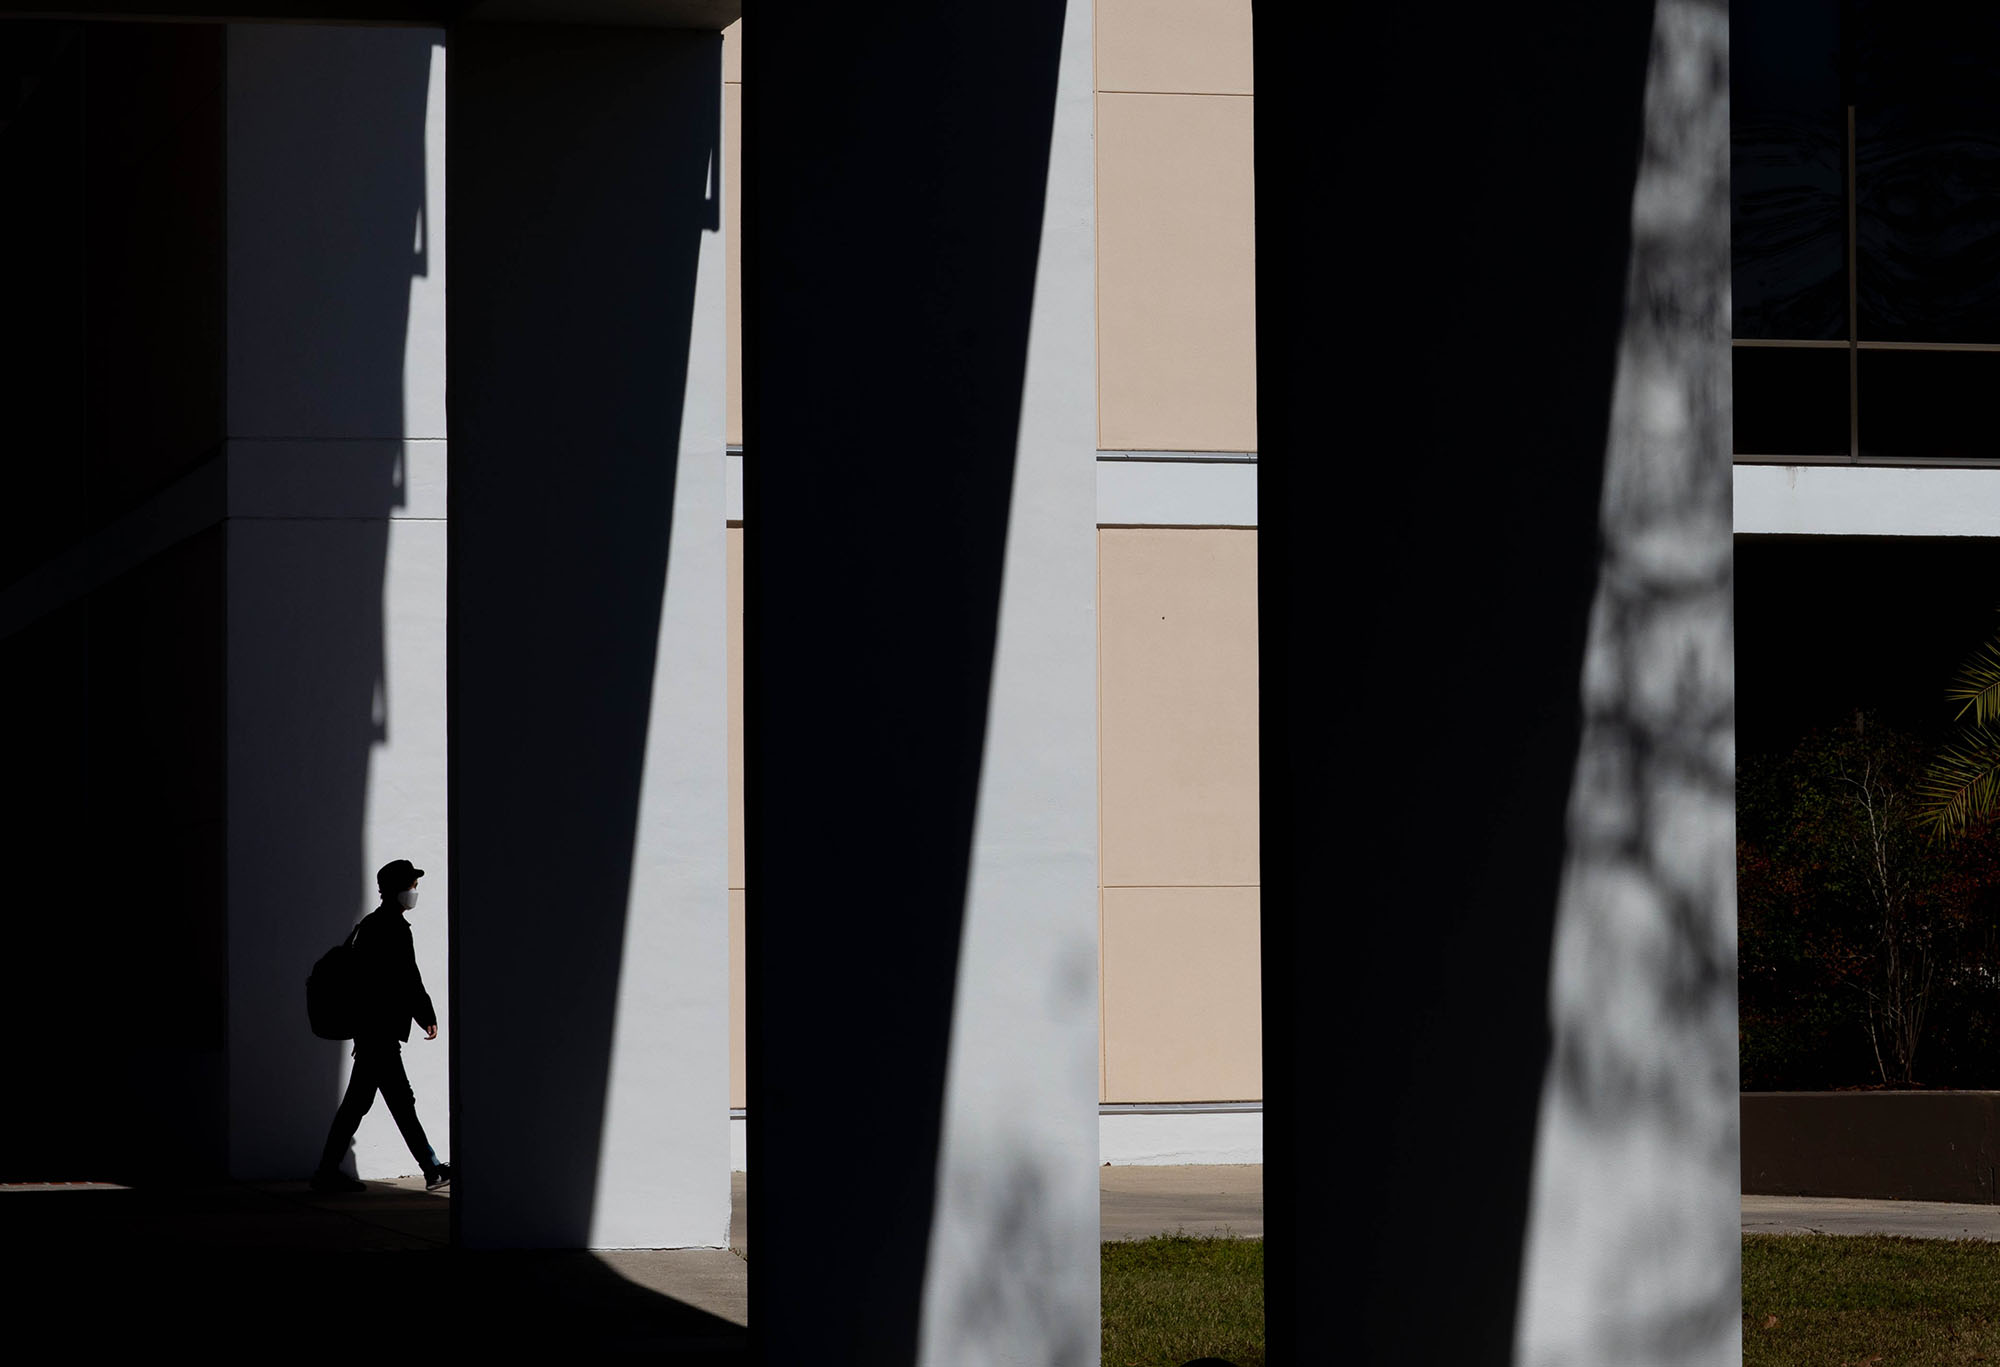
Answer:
[
  {"left": 1257, "top": 1, "right": 1737, "bottom": 1363},
  {"left": 222, "top": 23, "right": 450, "bottom": 1182},
  {"left": 449, "top": 24, "right": 730, "bottom": 1249},
  {"left": 746, "top": 3, "right": 1100, "bottom": 1363}
]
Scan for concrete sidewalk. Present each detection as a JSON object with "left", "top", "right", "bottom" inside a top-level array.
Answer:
[
  {"left": 491, "top": 1164, "right": 1264, "bottom": 1327},
  {"left": 1744, "top": 1194, "right": 2000, "bottom": 1240},
  {"left": 1, "top": 1162, "right": 1265, "bottom": 1353},
  {"left": 1101, "top": 1162, "right": 1263, "bottom": 1241},
  {"left": 3, "top": 1176, "right": 748, "bottom": 1357}
]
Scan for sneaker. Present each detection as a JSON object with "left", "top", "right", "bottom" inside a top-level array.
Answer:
[
  {"left": 425, "top": 1163, "right": 452, "bottom": 1192},
  {"left": 310, "top": 1169, "right": 367, "bottom": 1194}
]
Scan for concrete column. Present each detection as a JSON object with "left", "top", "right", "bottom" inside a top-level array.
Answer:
[
  {"left": 1256, "top": 2, "right": 1736, "bottom": 1362},
  {"left": 1512, "top": 5, "right": 1739, "bottom": 1361},
  {"left": 222, "top": 23, "right": 449, "bottom": 1182},
  {"left": 449, "top": 25, "right": 730, "bottom": 1250},
  {"left": 746, "top": 3, "right": 1099, "bottom": 1362}
]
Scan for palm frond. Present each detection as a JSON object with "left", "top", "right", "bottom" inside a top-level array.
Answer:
[
  {"left": 1916, "top": 724, "right": 2000, "bottom": 839},
  {"left": 1945, "top": 633, "right": 2000, "bottom": 726}
]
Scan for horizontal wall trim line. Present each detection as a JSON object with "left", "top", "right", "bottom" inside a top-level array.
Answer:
[
  {"left": 1736, "top": 463, "right": 2000, "bottom": 537},
  {"left": 1736, "top": 456, "right": 2000, "bottom": 470},
  {"left": 1100, "top": 883, "right": 1261, "bottom": 889},
  {"left": 1856, "top": 340, "right": 2000, "bottom": 352},
  {"left": 1726, "top": 340, "right": 2000, "bottom": 352},
  {"left": 1096, "top": 88, "right": 1253, "bottom": 99},
  {"left": 1097, "top": 459, "right": 1256, "bottom": 525},
  {"left": 1730, "top": 338, "right": 1848, "bottom": 348},
  {"left": 1097, "top": 450, "right": 1257, "bottom": 463},
  {"left": 727, "top": 1103, "right": 1262, "bottom": 1117}
]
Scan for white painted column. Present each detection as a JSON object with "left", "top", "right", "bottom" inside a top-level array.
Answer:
[
  {"left": 449, "top": 25, "right": 729, "bottom": 1250},
  {"left": 223, "top": 25, "right": 451, "bottom": 1181},
  {"left": 1514, "top": 2, "right": 1739, "bottom": 1362},
  {"left": 588, "top": 178, "right": 731, "bottom": 1252},
  {"left": 748, "top": 0, "right": 1099, "bottom": 1357},
  {"left": 914, "top": 2, "right": 1101, "bottom": 1358}
]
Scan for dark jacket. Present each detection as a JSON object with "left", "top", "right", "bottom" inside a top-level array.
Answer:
[{"left": 351, "top": 905, "right": 437, "bottom": 1043}]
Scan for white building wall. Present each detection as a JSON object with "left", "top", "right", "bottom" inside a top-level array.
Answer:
[
  {"left": 223, "top": 26, "right": 451, "bottom": 1181},
  {"left": 913, "top": 2, "right": 1103, "bottom": 1360},
  {"left": 587, "top": 139, "right": 732, "bottom": 1252},
  {"left": 446, "top": 23, "right": 730, "bottom": 1250}
]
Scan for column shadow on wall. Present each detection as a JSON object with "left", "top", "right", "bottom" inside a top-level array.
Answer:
[
  {"left": 222, "top": 20, "right": 435, "bottom": 1186},
  {"left": 0, "top": 17, "right": 431, "bottom": 1198},
  {"left": 449, "top": 23, "right": 716, "bottom": 1248},
  {"left": 743, "top": 3, "right": 1068, "bottom": 1361}
]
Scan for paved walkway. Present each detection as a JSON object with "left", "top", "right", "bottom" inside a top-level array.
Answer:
[
  {"left": 0, "top": 1163, "right": 1262, "bottom": 1352},
  {"left": 1744, "top": 1194, "right": 2000, "bottom": 1240},
  {"left": 25, "top": 1172, "right": 2000, "bottom": 1352},
  {"left": 3, "top": 1175, "right": 746, "bottom": 1357},
  {"left": 1101, "top": 1162, "right": 1263, "bottom": 1241}
]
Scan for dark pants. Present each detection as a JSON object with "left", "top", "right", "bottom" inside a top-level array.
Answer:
[{"left": 317, "top": 1036, "right": 439, "bottom": 1177}]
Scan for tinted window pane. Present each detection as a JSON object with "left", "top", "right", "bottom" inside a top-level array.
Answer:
[
  {"left": 1855, "top": 103, "right": 2000, "bottom": 342},
  {"left": 1733, "top": 347, "right": 1849, "bottom": 457},
  {"left": 1851, "top": 0, "right": 2000, "bottom": 108},
  {"left": 1858, "top": 349, "right": 2000, "bottom": 461},
  {"left": 1852, "top": 2, "right": 2000, "bottom": 341},
  {"left": 1732, "top": 0, "right": 1846, "bottom": 340}
]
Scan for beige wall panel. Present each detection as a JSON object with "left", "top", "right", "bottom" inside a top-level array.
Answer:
[
  {"left": 1096, "top": 92, "right": 1256, "bottom": 453},
  {"left": 1096, "top": 0, "right": 1252, "bottom": 95},
  {"left": 1099, "top": 527, "right": 1258, "bottom": 887},
  {"left": 722, "top": 17, "right": 741, "bottom": 83},
  {"left": 725, "top": 79, "right": 743, "bottom": 446},
  {"left": 1102, "top": 886, "right": 1261, "bottom": 1101},
  {"left": 727, "top": 525, "right": 745, "bottom": 889},
  {"left": 729, "top": 887, "right": 746, "bottom": 1109}
]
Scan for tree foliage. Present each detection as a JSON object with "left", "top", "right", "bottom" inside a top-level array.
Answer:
[
  {"left": 1919, "top": 628, "right": 2000, "bottom": 838},
  {"left": 1740, "top": 715, "right": 2000, "bottom": 1088}
]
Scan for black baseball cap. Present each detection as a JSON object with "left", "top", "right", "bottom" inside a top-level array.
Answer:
[{"left": 376, "top": 859, "right": 427, "bottom": 892}]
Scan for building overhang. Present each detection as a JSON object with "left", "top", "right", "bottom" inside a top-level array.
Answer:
[{"left": 0, "top": 1, "right": 739, "bottom": 27}]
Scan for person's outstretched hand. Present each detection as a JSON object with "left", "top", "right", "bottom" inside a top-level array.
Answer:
[{"left": 425, "top": 1025, "right": 439, "bottom": 1041}]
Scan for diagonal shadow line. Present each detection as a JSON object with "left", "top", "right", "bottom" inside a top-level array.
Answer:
[
  {"left": 1255, "top": 0, "right": 1659, "bottom": 1360},
  {"left": 448, "top": 22, "right": 718, "bottom": 1250},
  {"left": 742, "top": 3, "right": 1071, "bottom": 1361},
  {"left": 219, "top": 17, "right": 434, "bottom": 1189}
]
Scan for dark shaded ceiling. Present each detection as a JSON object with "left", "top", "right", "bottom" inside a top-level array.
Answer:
[{"left": 0, "top": 1, "right": 737, "bottom": 26}]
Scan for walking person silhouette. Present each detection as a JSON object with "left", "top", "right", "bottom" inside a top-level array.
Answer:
[{"left": 310, "top": 859, "right": 451, "bottom": 1193}]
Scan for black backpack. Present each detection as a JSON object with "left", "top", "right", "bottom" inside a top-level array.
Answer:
[{"left": 306, "top": 924, "right": 368, "bottom": 1041}]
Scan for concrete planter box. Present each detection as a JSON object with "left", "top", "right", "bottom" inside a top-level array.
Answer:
[{"left": 1743, "top": 1092, "right": 2000, "bottom": 1204}]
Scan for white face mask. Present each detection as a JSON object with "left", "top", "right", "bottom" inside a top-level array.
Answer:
[{"left": 398, "top": 889, "right": 420, "bottom": 910}]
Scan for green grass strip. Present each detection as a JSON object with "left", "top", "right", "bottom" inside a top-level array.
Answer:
[
  {"left": 1102, "top": 1234, "right": 1263, "bottom": 1367},
  {"left": 1745, "top": 1233, "right": 2000, "bottom": 1365}
]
